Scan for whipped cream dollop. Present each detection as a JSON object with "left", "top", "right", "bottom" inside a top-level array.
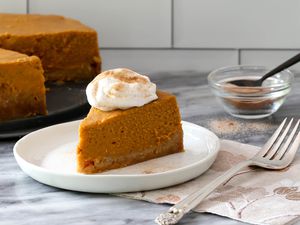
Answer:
[{"left": 86, "top": 68, "right": 158, "bottom": 111}]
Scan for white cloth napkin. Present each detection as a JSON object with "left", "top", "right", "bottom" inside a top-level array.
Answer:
[{"left": 118, "top": 140, "right": 300, "bottom": 225}]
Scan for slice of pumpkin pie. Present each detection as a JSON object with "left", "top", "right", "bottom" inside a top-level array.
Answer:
[{"left": 76, "top": 68, "right": 183, "bottom": 174}]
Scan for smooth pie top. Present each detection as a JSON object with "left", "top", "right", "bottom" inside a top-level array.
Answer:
[
  {"left": 0, "top": 13, "right": 95, "bottom": 35},
  {"left": 82, "top": 91, "right": 174, "bottom": 127}
]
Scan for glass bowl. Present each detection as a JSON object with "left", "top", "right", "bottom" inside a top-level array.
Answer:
[{"left": 207, "top": 65, "right": 294, "bottom": 119}]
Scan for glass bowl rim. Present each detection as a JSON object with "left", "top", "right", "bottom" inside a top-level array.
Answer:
[{"left": 207, "top": 65, "right": 294, "bottom": 91}]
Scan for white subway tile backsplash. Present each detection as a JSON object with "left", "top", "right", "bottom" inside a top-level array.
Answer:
[
  {"left": 101, "top": 49, "right": 238, "bottom": 73},
  {"left": 174, "top": 0, "right": 300, "bottom": 49},
  {"left": 0, "top": 0, "right": 26, "bottom": 13},
  {"left": 241, "top": 50, "right": 300, "bottom": 71},
  {"left": 3, "top": 0, "right": 299, "bottom": 73},
  {"left": 29, "top": 0, "right": 171, "bottom": 48}
]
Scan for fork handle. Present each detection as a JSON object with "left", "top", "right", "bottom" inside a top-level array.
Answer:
[{"left": 170, "top": 160, "right": 252, "bottom": 215}]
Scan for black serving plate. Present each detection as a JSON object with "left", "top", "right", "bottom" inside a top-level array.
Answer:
[{"left": 0, "top": 81, "right": 90, "bottom": 139}]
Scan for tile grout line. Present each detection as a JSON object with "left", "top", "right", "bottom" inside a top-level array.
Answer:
[
  {"left": 100, "top": 47, "right": 300, "bottom": 51},
  {"left": 26, "top": 0, "right": 29, "bottom": 14},
  {"left": 100, "top": 47, "right": 238, "bottom": 51},
  {"left": 238, "top": 49, "right": 241, "bottom": 64},
  {"left": 171, "top": 0, "right": 174, "bottom": 48},
  {"left": 236, "top": 48, "right": 300, "bottom": 51}
]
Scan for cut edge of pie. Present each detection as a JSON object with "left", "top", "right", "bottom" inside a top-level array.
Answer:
[{"left": 0, "top": 48, "right": 47, "bottom": 121}]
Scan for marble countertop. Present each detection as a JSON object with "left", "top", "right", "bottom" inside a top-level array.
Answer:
[{"left": 1, "top": 71, "right": 300, "bottom": 225}]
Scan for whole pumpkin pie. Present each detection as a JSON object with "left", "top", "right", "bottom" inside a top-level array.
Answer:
[
  {"left": 0, "top": 48, "right": 47, "bottom": 121},
  {"left": 0, "top": 13, "right": 101, "bottom": 81},
  {"left": 77, "top": 69, "right": 183, "bottom": 174}
]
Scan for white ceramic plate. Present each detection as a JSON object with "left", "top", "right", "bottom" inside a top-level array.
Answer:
[{"left": 14, "top": 120, "right": 220, "bottom": 193}]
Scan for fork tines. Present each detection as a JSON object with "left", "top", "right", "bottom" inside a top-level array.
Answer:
[{"left": 256, "top": 118, "right": 300, "bottom": 160}]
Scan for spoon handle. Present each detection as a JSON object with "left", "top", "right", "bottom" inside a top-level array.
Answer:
[{"left": 261, "top": 53, "right": 300, "bottom": 81}]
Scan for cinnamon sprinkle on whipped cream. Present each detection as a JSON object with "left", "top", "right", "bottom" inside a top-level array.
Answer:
[{"left": 86, "top": 68, "right": 158, "bottom": 111}]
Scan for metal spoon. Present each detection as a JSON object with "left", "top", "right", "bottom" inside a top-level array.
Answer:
[{"left": 229, "top": 53, "right": 300, "bottom": 87}]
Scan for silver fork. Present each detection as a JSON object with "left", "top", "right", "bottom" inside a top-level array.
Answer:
[{"left": 155, "top": 118, "right": 300, "bottom": 225}]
